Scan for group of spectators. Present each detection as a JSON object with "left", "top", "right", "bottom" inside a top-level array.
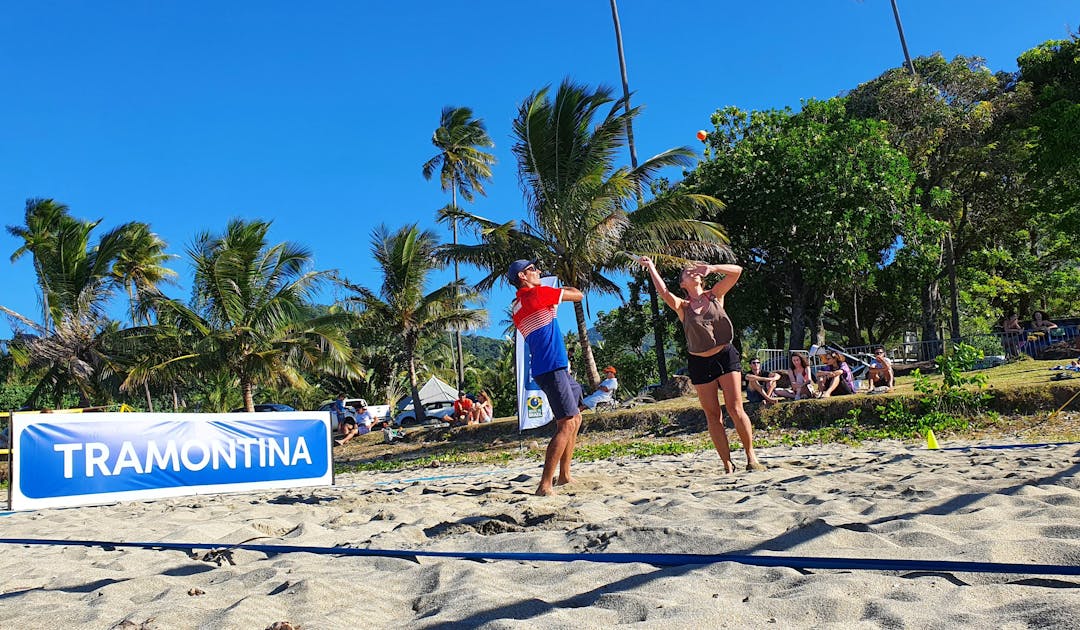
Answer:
[
  {"left": 443, "top": 390, "right": 495, "bottom": 427},
  {"left": 332, "top": 363, "right": 625, "bottom": 448},
  {"left": 331, "top": 395, "right": 391, "bottom": 447},
  {"left": 744, "top": 346, "right": 895, "bottom": 405},
  {"left": 1002, "top": 310, "right": 1061, "bottom": 357},
  {"left": 333, "top": 389, "right": 497, "bottom": 446}
]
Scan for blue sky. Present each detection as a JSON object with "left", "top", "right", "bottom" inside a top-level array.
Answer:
[{"left": 1, "top": 1, "right": 1076, "bottom": 339}]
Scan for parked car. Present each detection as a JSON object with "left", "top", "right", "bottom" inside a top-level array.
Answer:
[
  {"left": 230, "top": 403, "right": 297, "bottom": 413},
  {"left": 394, "top": 400, "right": 456, "bottom": 427},
  {"left": 316, "top": 398, "right": 392, "bottom": 431}
]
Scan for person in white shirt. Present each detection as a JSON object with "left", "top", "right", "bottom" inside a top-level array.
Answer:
[
  {"left": 353, "top": 404, "right": 374, "bottom": 433},
  {"left": 335, "top": 402, "right": 376, "bottom": 447},
  {"left": 581, "top": 366, "right": 619, "bottom": 410}
]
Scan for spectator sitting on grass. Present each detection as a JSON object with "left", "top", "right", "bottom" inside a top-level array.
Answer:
[
  {"left": 384, "top": 425, "right": 409, "bottom": 443},
  {"left": 815, "top": 351, "right": 855, "bottom": 397},
  {"left": 443, "top": 391, "right": 474, "bottom": 427},
  {"left": 334, "top": 414, "right": 362, "bottom": 447},
  {"left": 470, "top": 391, "right": 494, "bottom": 423},
  {"left": 868, "top": 346, "right": 894, "bottom": 391},
  {"left": 581, "top": 366, "right": 619, "bottom": 410},
  {"left": 774, "top": 353, "right": 813, "bottom": 400},
  {"left": 355, "top": 402, "right": 391, "bottom": 430},
  {"left": 1031, "top": 310, "right": 1058, "bottom": 334},
  {"left": 744, "top": 358, "right": 781, "bottom": 405},
  {"left": 1002, "top": 313, "right": 1024, "bottom": 357}
]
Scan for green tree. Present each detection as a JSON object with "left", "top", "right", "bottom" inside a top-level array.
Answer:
[
  {"left": 422, "top": 106, "right": 496, "bottom": 388},
  {"left": 686, "top": 98, "right": 914, "bottom": 349},
  {"left": 129, "top": 219, "right": 359, "bottom": 411},
  {"left": 847, "top": 53, "right": 1012, "bottom": 346},
  {"left": 344, "top": 224, "right": 486, "bottom": 422},
  {"left": 1010, "top": 34, "right": 1080, "bottom": 314}
]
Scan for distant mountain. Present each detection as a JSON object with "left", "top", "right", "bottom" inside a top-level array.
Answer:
[{"left": 461, "top": 334, "right": 508, "bottom": 362}]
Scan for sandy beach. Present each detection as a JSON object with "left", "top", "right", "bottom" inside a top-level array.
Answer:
[{"left": 1, "top": 439, "right": 1078, "bottom": 629}]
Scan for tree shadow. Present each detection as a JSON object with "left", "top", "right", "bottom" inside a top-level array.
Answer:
[
  {"left": 418, "top": 564, "right": 699, "bottom": 628},
  {"left": 0, "top": 577, "right": 129, "bottom": 600}
]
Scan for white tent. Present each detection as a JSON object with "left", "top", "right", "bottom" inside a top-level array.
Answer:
[{"left": 397, "top": 376, "right": 458, "bottom": 410}]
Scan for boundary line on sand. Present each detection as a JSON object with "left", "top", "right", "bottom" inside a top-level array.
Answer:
[
  {"left": 0, "top": 537, "right": 1077, "bottom": 576},
  {"left": 2, "top": 441, "right": 1076, "bottom": 517}
]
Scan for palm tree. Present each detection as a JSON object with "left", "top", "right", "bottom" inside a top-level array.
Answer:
[
  {"left": 422, "top": 106, "right": 496, "bottom": 389},
  {"left": 443, "top": 80, "right": 727, "bottom": 388},
  {"left": 344, "top": 224, "right": 486, "bottom": 423},
  {"left": 126, "top": 219, "right": 360, "bottom": 411},
  {"left": 3, "top": 203, "right": 136, "bottom": 407},
  {"left": 7, "top": 198, "right": 72, "bottom": 329},
  {"left": 111, "top": 222, "right": 177, "bottom": 411}
]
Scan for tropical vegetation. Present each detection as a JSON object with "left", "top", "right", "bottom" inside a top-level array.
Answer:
[{"left": 1, "top": 33, "right": 1077, "bottom": 415}]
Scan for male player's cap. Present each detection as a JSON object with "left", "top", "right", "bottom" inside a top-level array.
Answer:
[{"left": 506, "top": 259, "right": 538, "bottom": 286}]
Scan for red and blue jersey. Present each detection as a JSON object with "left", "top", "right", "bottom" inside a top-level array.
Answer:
[{"left": 512, "top": 284, "right": 568, "bottom": 377}]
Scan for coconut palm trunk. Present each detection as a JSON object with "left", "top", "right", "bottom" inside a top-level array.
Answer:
[
  {"left": 124, "top": 286, "right": 156, "bottom": 412},
  {"left": 573, "top": 301, "right": 600, "bottom": 386},
  {"left": 405, "top": 340, "right": 427, "bottom": 423},
  {"left": 890, "top": 0, "right": 916, "bottom": 76},
  {"left": 610, "top": 0, "right": 669, "bottom": 384},
  {"left": 451, "top": 186, "right": 464, "bottom": 388},
  {"left": 241, "top": 377, "right": 255, "bottom": 412}
]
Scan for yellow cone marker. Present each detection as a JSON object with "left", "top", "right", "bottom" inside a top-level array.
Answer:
[{"left": 926, "top": 429, "right": 939, "bottom": 450}]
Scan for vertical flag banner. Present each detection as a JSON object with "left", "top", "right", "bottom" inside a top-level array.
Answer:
[
  {"left": 9, "top": 411, "right": 333, "bottom": 511},
  {"left": 516, "top": 276, "right": 558, "bottom": 430}
]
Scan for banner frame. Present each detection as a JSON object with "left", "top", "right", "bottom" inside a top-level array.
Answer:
[{"left": 9, "top": 411, "right": 333, "bottom": 511}]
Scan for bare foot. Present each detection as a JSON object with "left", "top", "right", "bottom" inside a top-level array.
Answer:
[
  {"left": 535, "top": 484, "right": 557, "bottom": 496},
  {"left": 723, "top": 460, "right": 735, "bottom": 474},
  {"left": 746, "top": 461, "right": 767, "bottom": 472},
  {"left": 555, "top": 477, "right": 575, "bottom": 486}
]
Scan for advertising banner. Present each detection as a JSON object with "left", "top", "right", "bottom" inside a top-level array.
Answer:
[
  {"left": 515, "top": 276, "right": 559, "bottom": 431},
  {"left": 10, "top": 412, "right": 333, "bottom": 511}
]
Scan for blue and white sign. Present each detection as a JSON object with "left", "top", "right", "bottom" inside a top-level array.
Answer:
[{"left": 10, "top": 412, "right": 333, "bottom": 510}]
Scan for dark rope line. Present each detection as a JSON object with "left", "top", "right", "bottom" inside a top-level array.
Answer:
[{"left": 0, "top": 538, "right": 1077, "bottom": 576}]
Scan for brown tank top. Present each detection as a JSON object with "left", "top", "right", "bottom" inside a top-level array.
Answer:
[{"left": 682, "top": 295, "right": 734, "bottom": 353}]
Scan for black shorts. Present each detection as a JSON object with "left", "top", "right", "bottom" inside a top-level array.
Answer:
[
  {"left": 687, "top": 345, "right": 742, "bottom": 385},
  {"left": 533, "top": 368, "right": 583, "bottom": 421}
]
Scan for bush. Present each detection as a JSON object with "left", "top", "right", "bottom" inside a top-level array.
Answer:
[{"left": 0, "top": 384, "right": 35, "bottom": 411}]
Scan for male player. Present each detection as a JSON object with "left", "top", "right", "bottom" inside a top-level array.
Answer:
[{"left": 508, "top": 259, "right": 584, "bottom": 496}]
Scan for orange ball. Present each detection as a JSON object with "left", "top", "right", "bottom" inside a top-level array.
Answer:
[{"left": 696, "top": 130, "right": 708, "bottom": 142}]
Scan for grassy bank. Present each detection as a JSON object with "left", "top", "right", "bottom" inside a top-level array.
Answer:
[{"left": 334, "top": 358, "right": 1080, "bottom": 474}]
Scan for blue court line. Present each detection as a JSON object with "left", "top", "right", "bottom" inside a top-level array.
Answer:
[
  {"left": 2, "top": 442, "right": 1076, "bottom": 517},
  {"left": 760, "top": 440, "right": 1080, "bottom": 460},
  {"left": 936, "top": 441, "right": 1080, "bottom": 452},
  {"left": 0, "top": 537, "right": 1076, "bottom": 576}
]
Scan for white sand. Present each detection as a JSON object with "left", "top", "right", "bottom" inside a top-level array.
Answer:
[{"left": 1, "top": 440, "right": 1079, "bottom": 629}]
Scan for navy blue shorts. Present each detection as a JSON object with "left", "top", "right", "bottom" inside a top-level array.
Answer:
[
  {"left": 687, "top": 345, "right": 742, "bottom": 385},
  {"left": 533, "top": 368, "right": 583, "bottom": 421}
]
